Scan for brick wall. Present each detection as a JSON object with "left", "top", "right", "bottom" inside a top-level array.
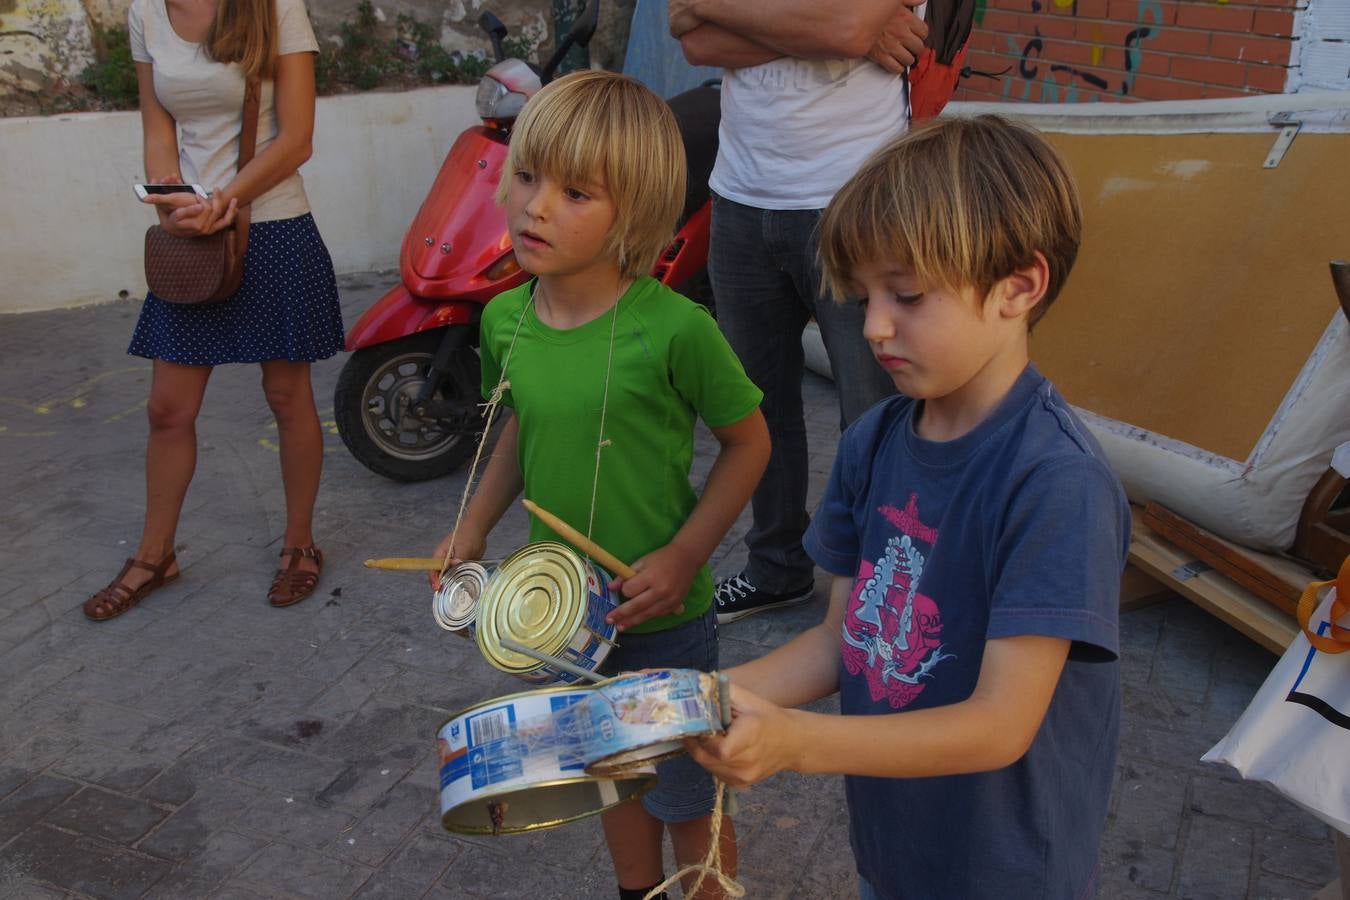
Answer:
[{"left": 955, "top": 0, "right": 1302, "bottom": 104}]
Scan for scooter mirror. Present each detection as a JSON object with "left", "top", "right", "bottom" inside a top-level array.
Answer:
[
  {"left": 478, "top": 11, "right": 508, "bottom": 62},
  {"left": 538, "top": 0, "right": 600, "bottom": 84},
  {"left": 566, "top": 0, "right": 599, "bottom": 48}
]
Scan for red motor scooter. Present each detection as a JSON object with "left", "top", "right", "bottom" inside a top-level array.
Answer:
[{"left": 335, "top": 3, "right": 719, "bottom": 481}]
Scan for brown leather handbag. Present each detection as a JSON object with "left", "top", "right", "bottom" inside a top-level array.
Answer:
[{"left": 143, "top": 78, "right": 261, "bottom": 304}]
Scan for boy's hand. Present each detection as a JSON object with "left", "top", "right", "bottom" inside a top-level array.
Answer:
[
  {"left": 427, "top": 529, "right": 486, "bottom": 591},
  {"left": 684, "top": 683, "right": 801, "bottom": 787},
  {"left": 606, "top": 542, "right": 700, "bottom": 630}
]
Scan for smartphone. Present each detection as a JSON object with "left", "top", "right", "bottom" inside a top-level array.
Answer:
[{"left": 133, "top": 183, "right": 208, "bottom": 201}]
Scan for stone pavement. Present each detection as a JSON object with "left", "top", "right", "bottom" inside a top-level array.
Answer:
[{"left": 0, "top": 273, "right": 1339, "bottom": 899}]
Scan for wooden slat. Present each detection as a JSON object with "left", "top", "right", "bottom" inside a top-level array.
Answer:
[
  {"left": 1142, "top": 502, "right": 1304, "bottom": 617},
  {"left": 1118, "top": 564, "right": 1176, "bottom": 613},
  {"left": 1129, "top": 512, "right": 1298, "bottom": 654}
]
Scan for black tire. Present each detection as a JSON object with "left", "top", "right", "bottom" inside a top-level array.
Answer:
[{"left": 333, "top": 329, "right": 484, "bottom": 482}]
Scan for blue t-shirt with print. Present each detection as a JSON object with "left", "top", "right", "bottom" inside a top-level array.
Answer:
[{"left": 804, "top": 364, "right": 1130, "bottom": 900}]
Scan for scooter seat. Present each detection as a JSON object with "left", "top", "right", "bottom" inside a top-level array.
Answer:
[{"left": 666, "top": 84, "right": 719, "bottom": 227}]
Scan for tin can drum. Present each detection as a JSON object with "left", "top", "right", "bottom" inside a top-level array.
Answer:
[
  {"left": 476, "top": 542, "right": 620, "bottom": 685},
  {"left": 580, "top": 670, "right": 723, "bottom": 777},
  {"left": 432, "top": 560, "right": 499, "bottom": 638},
  {"left": 437, "top": 686, "right": 654, "bottom": 835}
]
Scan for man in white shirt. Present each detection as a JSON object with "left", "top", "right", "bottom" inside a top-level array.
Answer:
[{"left": 672, "top": 0, "right": 929, "bottom": 623}]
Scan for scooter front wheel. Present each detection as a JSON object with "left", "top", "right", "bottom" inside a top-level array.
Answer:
[{"left": 334, "top": 330, "right": 484, "bottom": 482}]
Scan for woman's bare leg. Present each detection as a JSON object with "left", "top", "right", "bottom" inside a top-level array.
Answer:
[
  {"left": 260, "top": 359, "right": 323, "bottom": 570},
  {"left": 125, "top": 359, "right": 213, "bottom": 587}
]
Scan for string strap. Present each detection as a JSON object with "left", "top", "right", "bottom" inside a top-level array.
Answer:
[
  {"left": 440, "top": 286, "right": 536, "bottom": 575},
  {"left": 586, "top": 301, "right": 621, "bottom": 545},
  {"left": 643, "top": 780, "right": 745, "bottom": 900}
]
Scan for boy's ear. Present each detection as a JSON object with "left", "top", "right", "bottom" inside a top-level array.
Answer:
[{"left": 992, "top": 251, "right": 1050, "bottom": 322}]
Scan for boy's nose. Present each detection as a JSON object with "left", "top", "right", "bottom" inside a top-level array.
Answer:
[
  {"left": 524, "top": 194, "right": 548, "bottom": 219},
  {"left": 861, "top": 300, "right": 893, "bottom": 342},
  {"left": 523, "top": 187, "right": 555, "bottom": 220}
]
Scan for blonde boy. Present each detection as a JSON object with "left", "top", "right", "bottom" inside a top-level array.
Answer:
[
  {"left": 433, "top": 71, "right": 768, "bottom": 899},
  {"left": 688, "top": 116, "right": 1130, "bottom": 899}
]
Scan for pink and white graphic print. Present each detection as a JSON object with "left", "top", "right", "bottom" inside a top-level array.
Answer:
[{"left": 842, "top": 493, "right": 955, "bottom": 709}]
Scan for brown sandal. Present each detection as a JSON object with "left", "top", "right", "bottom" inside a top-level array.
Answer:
[
  {"left": 268, "top": 546, "right": 323, "bottom": 607},
  {"left": 83, "top": 553, "right": 178, "bottom": 621}
]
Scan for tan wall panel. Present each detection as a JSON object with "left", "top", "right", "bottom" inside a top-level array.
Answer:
[{"left": 1031, "top": 131, "right": 1347, "bottom": 462}]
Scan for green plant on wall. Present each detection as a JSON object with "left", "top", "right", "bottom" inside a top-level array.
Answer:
[
  {"left": 80, "top": 25, "right": 140, "bottom": 110},
  {"left": 314, "top": 0, "right": 537, "bottom": 95},
  {"left": 7, "top": 0, "right": 539, "bottom": 116},
  {"left": 315, "top": 0, "right": 390, "bottom": 91}
]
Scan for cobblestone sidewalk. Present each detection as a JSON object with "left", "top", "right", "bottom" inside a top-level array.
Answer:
[{"left": 0, "top": 274, "right": 1338, "bottom": 898}]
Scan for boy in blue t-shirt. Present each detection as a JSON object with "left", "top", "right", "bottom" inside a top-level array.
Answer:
[{"left": 688, "top": 116, "right": 1131, "bottom": 899}]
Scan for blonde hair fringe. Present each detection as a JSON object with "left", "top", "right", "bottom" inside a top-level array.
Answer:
[{"left": 498, "top": 70, "right": 686, "bottom": 280}]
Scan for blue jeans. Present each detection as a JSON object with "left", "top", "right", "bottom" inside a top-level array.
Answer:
[
  {"left": 708, "top": 193, "right": 896, "bottom": 592},
  {"left": 601, "top": 609, "right": 720, "bottom": 822}
]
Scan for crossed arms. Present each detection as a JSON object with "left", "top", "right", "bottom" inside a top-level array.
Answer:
[{"left": 670, "top": 0, "right": 930, "bottom": 74}]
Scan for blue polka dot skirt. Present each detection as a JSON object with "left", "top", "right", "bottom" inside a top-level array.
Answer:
[{"left": 129, "top": 213, "right": 345, "bottom": 365}]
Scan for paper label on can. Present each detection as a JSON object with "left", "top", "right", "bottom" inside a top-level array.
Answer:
[
  {"left": 573, "top": 670, "right": 718, "bottom": 764},
  {"left": 439, "top": 695, "right": 591, "bottom": 794}
]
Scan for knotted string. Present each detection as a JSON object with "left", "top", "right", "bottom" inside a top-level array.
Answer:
[
  {"left": 440, "top": 284, "right": 536, "bottom": 576},
  {"left": 585, "top": 300, "right": 621, "bottom": 545},
  {"left": 643, "top": 779, "right": 744, "bottom": 900}
]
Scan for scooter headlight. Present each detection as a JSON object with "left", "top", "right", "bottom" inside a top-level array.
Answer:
[{"left": 475, "top": 76, "right": 527, "bottom": 121}]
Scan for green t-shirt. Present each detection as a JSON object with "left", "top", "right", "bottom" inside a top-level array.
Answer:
[{"left": 480, "top": 277, "right": 763, "bottom": 634}]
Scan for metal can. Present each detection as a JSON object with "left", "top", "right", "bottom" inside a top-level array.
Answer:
[
  {"left": 432, "top": 560, "right": 500, "bottom": 638},
  {"left": 580, "top": 669, "right": 723, "bottom": 777},
  {"left": 437, "top": 684, "right": 654, "bottom": 835},
  {"left": 475, "top": 541, "right": 620, "bottom": 685}
]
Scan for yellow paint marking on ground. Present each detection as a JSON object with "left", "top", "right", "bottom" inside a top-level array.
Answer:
[
  {"left": 0, "top": 365, "right": 151, "bottom": 415},
  {"left": 105, "top": 399, "right": 149, "bottom": 424}
]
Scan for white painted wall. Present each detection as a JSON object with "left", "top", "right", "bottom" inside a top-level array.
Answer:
[
  {"left": 1291, "top": 0, "right": 1350, "bottom": 92},
  {"left": 0, "top": 84, "right": 478, "bottom": 314}
]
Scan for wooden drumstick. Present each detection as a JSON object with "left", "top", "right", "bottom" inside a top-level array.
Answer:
[
  {"left": 364, "top": 557, "right": 445, "bottom": 571},
  {"left": 521, "top": 499, "right": 637, "bottom": 579}
]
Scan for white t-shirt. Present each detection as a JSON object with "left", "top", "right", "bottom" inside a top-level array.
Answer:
[
  {"left": 710, "top": 58, "right": 907, "bottom": 211},
  {"left": 129, "top": 0, "right": 318, "bottom": 222}
]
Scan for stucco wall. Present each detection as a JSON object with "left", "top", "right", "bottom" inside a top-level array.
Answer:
[
  {"left": 0, "top": 0, "right": 634, "bottom": 105},
  {"left": 0, "top": 84, "right": 479, "bottom": 313}
]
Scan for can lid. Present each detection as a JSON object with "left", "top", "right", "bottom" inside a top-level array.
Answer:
[
  {"left": 433, "top": 562, "right": 488, "bottom": 631},
  {"left": 476, "top": 542, "right": 587, "bottom": 673}
]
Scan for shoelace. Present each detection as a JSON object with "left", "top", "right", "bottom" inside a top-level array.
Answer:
[{"left": 716, "top": 574, "right": 754, "bottom": 604}]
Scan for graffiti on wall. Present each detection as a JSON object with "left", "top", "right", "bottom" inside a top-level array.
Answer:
[{"left": 1004, "top": 0, "right": 1164, "bottom": 101}]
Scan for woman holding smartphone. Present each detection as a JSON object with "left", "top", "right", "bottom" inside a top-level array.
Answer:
[{"left": 83, "top": 0, "right": 343, "bottom": 620}]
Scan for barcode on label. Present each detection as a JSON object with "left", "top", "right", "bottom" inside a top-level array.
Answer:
[
  {"left": 681, "top": 699, "right": 704, "bottom": 722},
  {"left": 469, "top": 708, "right": 512, "bottom": 745}
]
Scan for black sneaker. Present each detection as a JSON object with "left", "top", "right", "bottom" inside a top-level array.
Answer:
[{"left": 713, "top": 571, "right": 813, "bottom": 624}]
